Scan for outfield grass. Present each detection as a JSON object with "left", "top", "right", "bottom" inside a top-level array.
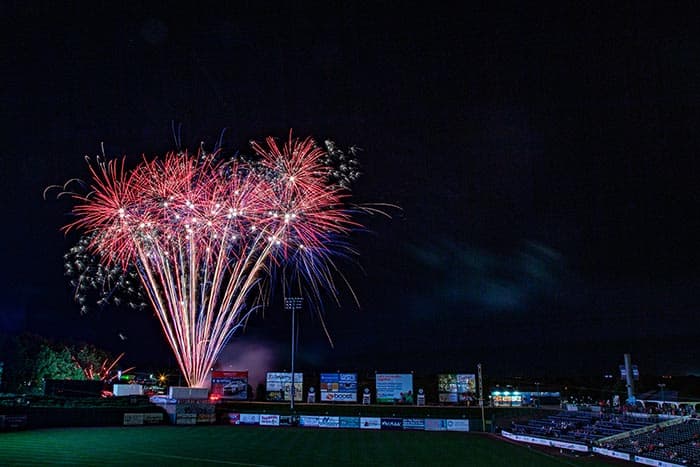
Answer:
[{"left": 0, "top": 426, "right": 617, "bottom": 466}]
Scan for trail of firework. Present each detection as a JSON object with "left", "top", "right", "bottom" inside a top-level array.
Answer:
[{"left": 60, "top": 135, "right": 362, "bottom": 387}]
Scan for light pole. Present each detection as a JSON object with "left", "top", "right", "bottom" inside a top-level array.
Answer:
[
  {"left": 477, "top": 363, "right": 485, "bottom": 432},
  {"left": 285, "top": 296, "right": 303, "bottom": 410}
]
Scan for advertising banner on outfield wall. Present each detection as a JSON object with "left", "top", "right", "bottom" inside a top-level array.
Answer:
[
  {"left": 299, "top": 415, "right": 319, "bottom": 427},
  {"left": 260, "top": 414, "right": 280, "bottom": 426},
  {"left": 445, "top": 419, "right": 470, "bottom": 431},
  {"left": 375, "top": 373, "right": 414, "bottom": 404},
  {"left": 360, "top": 417, "right": 381, "bottom": 429},
  {"left": 123, "top": 413, "right": 144, "bottom": 425},
  {"left": 176, "top": 414, "right": 197, "bottom": 425},
  {"left": 210, "top": 370, "right": 248, "bottom": 400},
  {"left": 402, "top": 418, "right": 425, "bottom": 430},
  {"left": 340, "top": 417, "right": 360, "bottom": 428},
  {"left": 228, "top": 413, "right": 241, "bottom": 424},
  {"left": 320, "top": 372, "right": 358, "bottom": 402},
  {"left": 425, "top": 419, "right": 447, "bottom": 431},
  {"left": 318, "top": 416, "right": 340, "bottom": 428},
  {"left": 240, "top": 413, "right": 260, "bottom": 425},
  {"left": 381, "top": 418, "right": 403, "bottom": 430},
  {"left": 279, "top": 415, "right": 297, "bottom": 426},
  {"left": 143, "top": 413, "right": 163, "bottom": 424}
]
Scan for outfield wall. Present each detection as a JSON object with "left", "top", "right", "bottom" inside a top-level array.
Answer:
[{"left": 227, "top": 412, "right": 472, "bottom": 433}]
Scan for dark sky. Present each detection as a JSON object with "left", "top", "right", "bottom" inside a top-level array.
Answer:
[{"left": 2, "top": 2, "right": 699, "bottom": 380}]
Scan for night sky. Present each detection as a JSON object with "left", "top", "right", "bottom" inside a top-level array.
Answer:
[{"left": 2, "top": 3, "right": 699, "bottom": 381}]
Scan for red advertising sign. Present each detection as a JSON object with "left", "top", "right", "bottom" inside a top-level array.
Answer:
[{"left": 210, "top": 371, "right": 248, "bottom": 400}]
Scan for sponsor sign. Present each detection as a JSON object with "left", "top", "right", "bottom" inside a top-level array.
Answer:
[
  {"left": 592, "top": 447, "right": 631, "bottom": 461},
  {"left": 446, "top": 419, "right": 469, "bottom": 432},
  {"left": 501, "top": 431, "right": 588, "bottom": 452},
  {"left": 210, "top": 370, "right": 248, "bottom": 400},
  {"left": 260, "top": 414, "right": 280, "bottom": 426},
  {"left": 633, "top": 457, "right": 680, "bottom": 467},
  {"left": 340, "top": 417, "right": 360, "bottom": 429},
  {"left": 176, "top": 402, "right": 215, "bottom": 424},
  {"left": 424, "top": 419, "right": 447, "bottom": 431},
  {"left": 375, "top": 373, "right": 414, "bottom": 404},
  {"left": 279, "top": 415, "right": 294, "bottom": 426},
  {"left": 299, "top": 415, "right": 319, "bottom": 427},
  {"left": 266, "top": 372, "right": 303, "bottom": 402},
  {"left": 402, "top": 418, "right": 425, "bottom": 430},
  {"left": 318, "top": 416, "right": 340, "bottom": 428},
  {"left": 320, "top": 373, "right": 358, "bottom": 402},
  {"left": 197, "top": 413, "right": 215, "bottom": 424},
  {"left": 438, "top": 374, "right": 476, "bottom": 403},
  {"left": 228, "top": 413, "right": 241, "bottom": 425},
  {"left": 360, "top": 417, "right": 381, "bottom": 430},
  {"left": 123, "top": 413, "right": 144, "bottom": 425},
  {"left": 176, "top": 414, "right": 197, "bottom": 425},
  {"left": 143, "top": 413, "right": 163, "bottom": 424},
  {"left": 549, "top": 440, "right": 588, "bottom": 452},
  {"left": 381, "top": 418, "right": 403, "bottom": 430},
  {"left": 240, "top": 413, "right": 260, "bottom": 425}
]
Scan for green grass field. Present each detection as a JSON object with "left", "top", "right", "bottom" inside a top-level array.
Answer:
[{"left": 0, "top": 426, "right": 619, "bottom": 466}]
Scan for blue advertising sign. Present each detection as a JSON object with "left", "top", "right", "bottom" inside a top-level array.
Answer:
[
  {"left": 320, "top": 373, "right": 357, "bottom": 402},
  {"left": 340, "top": 417, "right": 360, "bottom": 428}
]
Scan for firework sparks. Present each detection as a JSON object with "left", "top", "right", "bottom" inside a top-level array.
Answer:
[{"left": 58, "top": 134, "right": 366, "bottom": 387}]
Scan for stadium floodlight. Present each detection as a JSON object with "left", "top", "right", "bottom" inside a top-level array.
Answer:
[{"left": 285, "top": 296, "right": 303, "bottom": 410}]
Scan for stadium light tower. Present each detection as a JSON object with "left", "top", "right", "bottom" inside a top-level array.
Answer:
[
  {"left": 285, "top": 296, "right": 303, "bottom": 410},
  {"left": 477, "top": 363, "right": 485, "bottom": 432}
]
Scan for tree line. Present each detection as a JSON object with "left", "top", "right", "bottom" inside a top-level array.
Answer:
[{"left": 0, "top": 332, "right": 129, "bottom": 394}]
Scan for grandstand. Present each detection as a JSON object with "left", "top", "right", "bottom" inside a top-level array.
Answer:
[
  {"left": 509, "top": 409, "right": 657, "bottom": 445},
  {"left": 505, "top": 408, "right": 700, "bottom": 466},
  {"left": 599, "top": 418, "right": 700, "bottom": 466}
]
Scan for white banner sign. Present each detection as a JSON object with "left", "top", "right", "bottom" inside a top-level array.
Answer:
[
  {"left": 501, "top": 431, "right": 588, "bottom": 452},
  {"left": 260, "top": 414, "right": 280, "bottom": 426},
  {"left": 634, "top": 457, "right": 683, "bottom": 467},
  {"left": 592, "top": 447, "right": 631, "bottom": 461},
  {"left": 360, "top": 417, "right": 381, "bottom": 430}
]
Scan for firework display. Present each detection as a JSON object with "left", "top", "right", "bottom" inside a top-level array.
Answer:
[{"left": 56, "top": 134, "right": 366, "bottom": 387}]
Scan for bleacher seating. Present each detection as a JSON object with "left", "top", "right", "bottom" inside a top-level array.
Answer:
[
  {"left": 510, "top": 410, "right": 657, "bottom": 445},
  {"left": 600, "top": 419, "right": 700, "bottom": 466}
]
